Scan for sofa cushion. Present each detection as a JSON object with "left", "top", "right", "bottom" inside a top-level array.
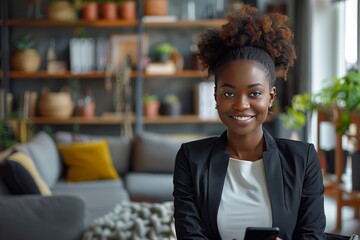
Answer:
[
  {"left": 52, "top": 179, "right": 130, "bottom": 225},
  {"left": 0, "top": 195, "right": 85, "bottom": 240},
  {"left": 58, "top": 140, "right": 119, "bottom": 182},
  {"left": 55, "top": 131, "right": 132, "bottom": 175},
  {"left": 125, "top": 173, "right": 173, "bottom": 202},
  {"left": 0, "top": 159, "right": 41, "bottom": 195},
  {"left": 15, "top": 131, "right": 61, "bottom": 188},
  {"left": 132, "top": 132, "right": 183, "bottom": 173},
  {"left": 7, "top": 151, "right": 51, "bottom": 195},
  {"left": 0, "top": 148, "right": 15, "bottom": 195}
]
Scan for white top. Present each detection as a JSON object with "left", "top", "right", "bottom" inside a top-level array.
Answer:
[{"left": 217, "top": 158, "right": 272, "bottom": 240}]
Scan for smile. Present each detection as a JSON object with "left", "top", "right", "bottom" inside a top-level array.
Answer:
[{"left": 231, "top": 115, "right": 254, "bottom": 121}]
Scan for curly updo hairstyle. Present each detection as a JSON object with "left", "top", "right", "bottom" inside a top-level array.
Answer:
[{"left": 197, "top": 4, "right": 296, "bottom": 87}]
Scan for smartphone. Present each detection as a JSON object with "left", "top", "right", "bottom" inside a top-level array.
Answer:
[{"left": 244, "top": 227, "right": 280, "bottom": 240}]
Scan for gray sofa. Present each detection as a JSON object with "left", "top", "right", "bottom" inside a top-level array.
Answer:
[{"left": 0, "top": 130, "right": 183, "bottom": 240}]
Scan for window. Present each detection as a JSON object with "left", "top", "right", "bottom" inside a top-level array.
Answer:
[{"left": 344, "top": 0, "right": 358, "bottom": 70}]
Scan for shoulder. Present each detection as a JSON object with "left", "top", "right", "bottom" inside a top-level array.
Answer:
[
  {"left": 273, "top": 137, "right": 319, "bottom": 167},
  {"left": 274, "top": 137, "right": 315, "bottom": 152}
]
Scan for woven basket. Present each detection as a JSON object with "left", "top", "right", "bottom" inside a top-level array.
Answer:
[{"left": 38, "top": 91, "right": 74, "bottom": 118}]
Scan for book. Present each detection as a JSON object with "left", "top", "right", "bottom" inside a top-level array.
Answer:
[
  {"left": 145, "top": 61, "right": 176, "bottom": 75},
  {"left": 96, "top": 37, "right": 109, "bottom": 71},
  {"left": 194, "top": 81, "right": 218, "bottom": 120},
  {"left": 142, "top": 15, "right": 177, "bottom": 23}
]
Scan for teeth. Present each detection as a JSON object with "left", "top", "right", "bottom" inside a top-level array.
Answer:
[{"left": 232, "top": 116, "right": 252, "bottom": 121}]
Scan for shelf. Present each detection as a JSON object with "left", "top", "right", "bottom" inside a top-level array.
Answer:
[
  {"left": 22, "top": 115, "right": 221, "bottom": 125},
  {"left": 143, "top": 19, "right": 226, "bottom": 28},
  {"left": 7, "top": 19, "right": 226, "bottom": 28},
  {"left": 144, "top": 70, "right": 207, "bottom": 79},
  {"left": 7, "top": 19, "right": 137, "bottom": 27},
  {"left": 29, "top": 116, "right": 135, "bottom": 125},
  {"left": 9, "top": 71, "right": 112, "bottom": 79},
  {"left": 8, "top": 70, "right": 206, "bottom": 79},
  {"left": 143, "top": 115, "right": 221, "bottom": 124}
]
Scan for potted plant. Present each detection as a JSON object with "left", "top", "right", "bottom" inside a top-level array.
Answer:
[
  {"left": 161, "top": 94, "right": 181, "bottom": 116},
  {"left": 143, "top": 94, "right": 160, "bottom": 117},
  {"left": 282, "top": 70, "right": 360, "bottom": 189},
  {"left": 11, "top": 34, "right": 41, "bottom": 73},
  {"left": 100, "top": 0, "right": 119, "bottom": 20},
  {"left": 155, "top": 42, "right": 174, "bottom": 62},
  {"left": 144, "top": 0, "right": 168, "bottom": 16},
  {"left": 47, "top": 0, "right": 77, "bottom": 21},
  {"left": 0, "top": 118, "right": 18, "bottom": 152},
  {"left": 119, "top": 0, "right": 136, "bottom": 20},
  {"left": 82, "top": 0, "right": 100, "bottom": 20}
]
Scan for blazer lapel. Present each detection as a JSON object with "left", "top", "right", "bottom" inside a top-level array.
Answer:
[
  {"left": 208, "top": 132, "right": 229, "bottom": 238},
  {"left": 262, "top": 129, "right": 286, "bottom": 229}
]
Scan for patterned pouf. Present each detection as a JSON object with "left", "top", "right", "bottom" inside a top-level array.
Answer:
[{"left": 83, "top": 201, "right": 176, "bottom": 240}]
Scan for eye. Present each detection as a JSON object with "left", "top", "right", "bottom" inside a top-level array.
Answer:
[
  {"left": 223, "top": 92, "right": 235, "bottom": 98},
  {"left": 249, "top": 91, "right": 262, "bottom": 98}
]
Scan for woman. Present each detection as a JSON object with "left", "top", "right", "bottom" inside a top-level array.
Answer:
[{"left": 173, "top": 5, "right": 326, "bottom": 240}]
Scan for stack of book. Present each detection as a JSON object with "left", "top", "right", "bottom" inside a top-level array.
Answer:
[
  {"left": 194, "top": 81, "right": 218, "bottom": 120},
  {"left": 70, "top": 38, "right": 109, "bottom": 73},
  {"left": 0, "top": 89, "right": 13, "bottom": 118},
  {"left": 18, "top": 91, "right": 38, "bottom": 119}
]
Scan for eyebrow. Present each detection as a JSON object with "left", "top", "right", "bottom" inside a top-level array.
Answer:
[{"left": 220, "top": 83, "right": 264, "bottom": 89}]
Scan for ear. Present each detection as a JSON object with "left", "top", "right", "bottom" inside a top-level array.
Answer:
[{"left": 269, "top": 86, "right": 276, "bottom": 104}]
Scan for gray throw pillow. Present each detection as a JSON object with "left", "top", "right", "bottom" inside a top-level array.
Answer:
[
  {"left": 132, "top": 132, "right": 183, "bottom": 173},
  {"left": 15, "top": 131, "right": 61, "bottom": 188}
]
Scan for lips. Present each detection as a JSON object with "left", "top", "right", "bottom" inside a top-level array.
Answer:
[{"left": 231, "top": 115, "right": 255, "bottom": 121}]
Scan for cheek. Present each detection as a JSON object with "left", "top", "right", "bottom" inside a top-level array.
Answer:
[{"left": 255, "top": 99, "right": 271, "bottom": 111}]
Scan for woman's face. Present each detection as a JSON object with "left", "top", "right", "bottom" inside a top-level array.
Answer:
[{"left": 215, "top": 60, "right": 276, "bottom": 137}]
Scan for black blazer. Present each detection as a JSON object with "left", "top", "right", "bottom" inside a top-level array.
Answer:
[{"left": 173, "top": 129, "right": 326, "bottom": 240}]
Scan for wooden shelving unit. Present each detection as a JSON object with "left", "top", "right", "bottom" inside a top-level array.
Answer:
[
  {"left": 7, "top": 19, "right": 138, "bottom": 27},
  {"left": 26, "top": 114, "right": 221, "bottom": 125},
  {"left": 3, "top": 14, "right": 226, "bottom": 136},
  {"left": 143, "top": 115, "right": 220, "bottom": 124},
  {"left": 8, "top": 70, "right": 206, "bottom": 79},
  {"left": 29, "top": 116, "right": 134, "bottom": 125},
  {"left": 7, "top": 19, "right": 225, "bottom": 28},
  {"left": 143, "top": 19, "right": 226, "bottom": 28}
]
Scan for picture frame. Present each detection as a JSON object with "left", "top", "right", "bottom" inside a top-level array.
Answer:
[{"left": 109, "top": 34, "right": 149, "bottom": 68}]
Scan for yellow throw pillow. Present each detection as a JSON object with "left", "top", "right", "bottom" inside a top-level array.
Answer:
[
  {"left": 57, "top": 140, "right": 119, "bottom": 182},
  {"left": 8, "top": 152, "right": 52, "bottom": 196}
]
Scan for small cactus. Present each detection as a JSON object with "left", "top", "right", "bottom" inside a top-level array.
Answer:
[
  {"left": 14, "top": 34, "right": 37, "bottom": 51},
  {"left": 163, "top": 94, "right": 179, "bottom": 104}
]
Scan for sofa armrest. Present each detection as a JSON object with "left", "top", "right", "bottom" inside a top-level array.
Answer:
[{"left": 0, "top": 195, "right": 85, "bottom": 240}]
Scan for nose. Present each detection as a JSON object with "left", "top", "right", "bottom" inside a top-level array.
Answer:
[{"left": 233, "top": 95, "right": 250, "bottom": 110}]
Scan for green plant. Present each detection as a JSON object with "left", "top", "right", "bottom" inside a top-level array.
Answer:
[
  {"left": 0, "top": 118, "right": 18, "bottom": 151},
  {"left": 163, "top": 94, "right": 180, "bottom": 104},
  {"left": 143, "top": 94, "right": 158, "bottom": 104},
  {"left": 13, "top": 34, "right": 37, "bottom": 51},
  {"left": 281, "top": 70, "right": 360, "bottom": 134},
  {"left": 155, "top": 43, "right": 174, "bottom": 57}
]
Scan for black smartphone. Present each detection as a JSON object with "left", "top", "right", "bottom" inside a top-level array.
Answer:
[{"left": 244, "top": 227, "right": 280, "bottom": 240}]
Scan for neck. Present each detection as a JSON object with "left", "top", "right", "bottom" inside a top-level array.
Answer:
[{"left": 226, "top": 128, "right": 264, "bottom": 161}]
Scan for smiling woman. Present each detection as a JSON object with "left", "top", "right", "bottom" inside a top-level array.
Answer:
[{"left": 172, "top": 4, "right": 326, "bottom": 240}]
